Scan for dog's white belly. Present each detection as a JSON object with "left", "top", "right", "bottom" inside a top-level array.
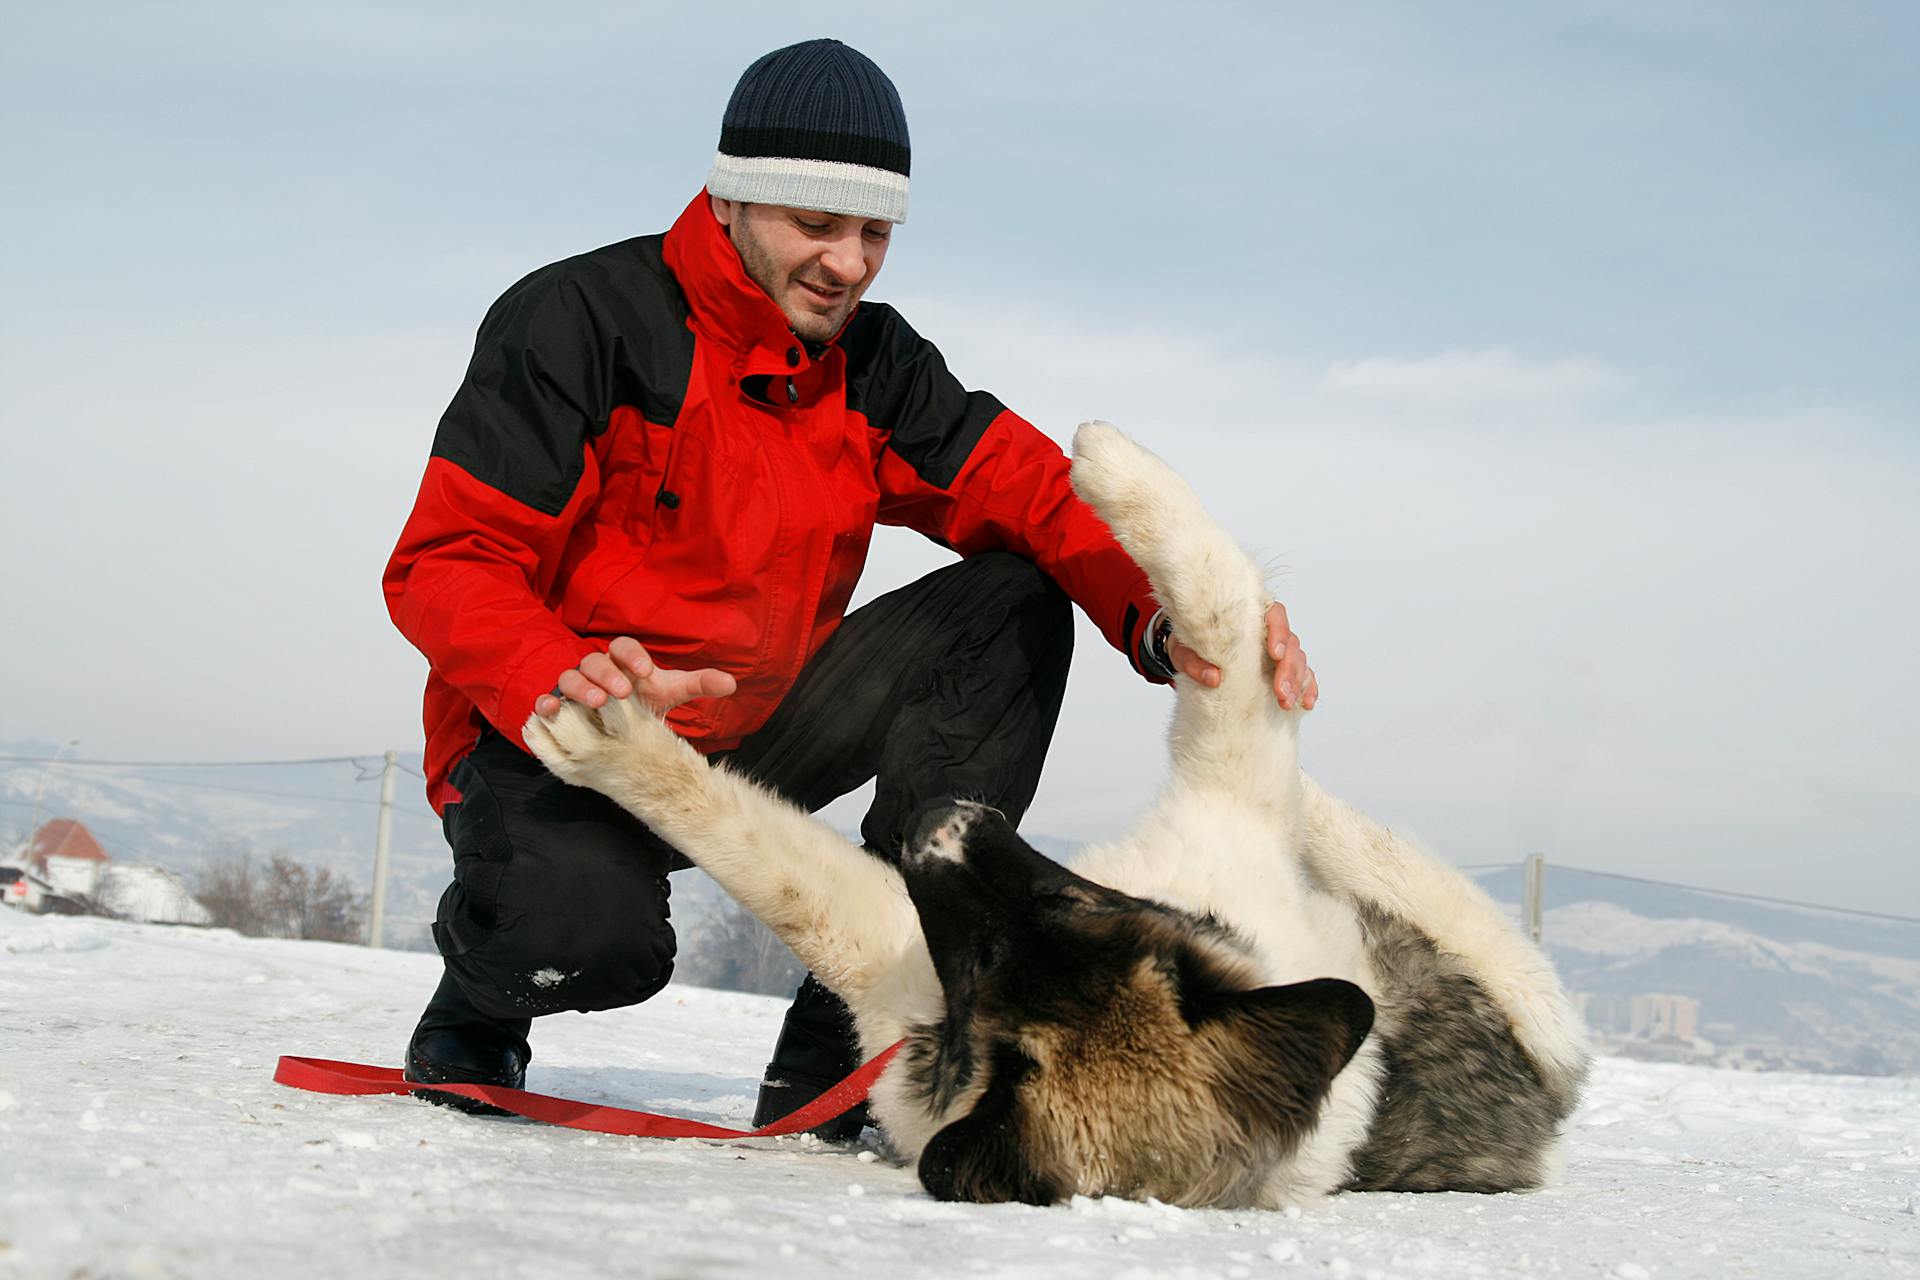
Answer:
[{"left": 1072, "top": 799, "right": 1371, "bottom": 989}]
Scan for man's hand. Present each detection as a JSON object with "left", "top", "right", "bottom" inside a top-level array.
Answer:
[
  {"left": 1167, "top": 601, "right": 1318, "bottom": 711},
  {"left": 532, "top": 636, "right": 738, "bottom": 719}
]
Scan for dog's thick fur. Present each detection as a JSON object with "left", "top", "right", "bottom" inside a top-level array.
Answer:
[{"left": 526, "top": 422, "right": 1589, "bottom": 1208}]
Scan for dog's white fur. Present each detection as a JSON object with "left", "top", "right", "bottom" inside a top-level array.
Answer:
[{"left": 527, "top": 421, "right": 1587, "bottom": 1204}]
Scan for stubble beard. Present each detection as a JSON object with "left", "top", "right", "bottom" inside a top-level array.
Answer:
[{"left": 729, "top": 215, "right": 858, "bottom": 343}]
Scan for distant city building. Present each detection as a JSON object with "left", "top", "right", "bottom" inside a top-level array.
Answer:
[
  {"left": 1630, "top": 993, "right": 1700, "bottom": 1040},
  {"left": 1574, "top": 992, "right": 1635, "bottom": 1035}
]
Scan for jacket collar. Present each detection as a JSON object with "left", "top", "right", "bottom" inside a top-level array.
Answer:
[{"left": 663, "top": 189, "right": 846, "bottom": 382}]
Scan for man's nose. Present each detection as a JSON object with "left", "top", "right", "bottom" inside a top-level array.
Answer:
[{"left": 818, "top": 233, "right": 866, "bottom": 285}]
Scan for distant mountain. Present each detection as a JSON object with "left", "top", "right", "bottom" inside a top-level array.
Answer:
[
  {"left": 1477, "top": 864, "right": 1919, "bottom": 1075},
  {"left": 0, "top": 739, "right": 450, "bottom": 948},
  {"left": 7, "top": 741, "right": 1914, "bottom": 1072}
]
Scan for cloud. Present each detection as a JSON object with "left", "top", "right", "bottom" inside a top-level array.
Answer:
[
  {"left": 2, "top": 287, "right": 1915, "bottom": 915},
  {"left": 1320, "top": 349, "right": 1628, "bottom": 404}
]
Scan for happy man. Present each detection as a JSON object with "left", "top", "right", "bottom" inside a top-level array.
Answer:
[{"left": 384, "top": 38, "right": 1315, "bottom": 1136}]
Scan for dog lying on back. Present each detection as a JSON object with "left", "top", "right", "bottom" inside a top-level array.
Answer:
[{"left": 527, "top": 421, "right": 1589, "bottom": 1208}]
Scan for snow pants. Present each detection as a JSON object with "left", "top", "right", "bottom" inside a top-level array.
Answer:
[{"left": 422, "top": 551, "right": 1074, "bottom": 1046}]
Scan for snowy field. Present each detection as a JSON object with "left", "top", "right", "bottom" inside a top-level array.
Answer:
[{"left": 3, "top": 910, "right": 1915, "bottom": 1279}]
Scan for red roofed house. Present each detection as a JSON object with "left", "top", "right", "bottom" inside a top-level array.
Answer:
[
  {"left": 26, "top": 818, "right": 111, "bottom": 898},
  {"left": 16, "top": 817, "right": 210, "bottom": 925},
  {"left": 27, "top": 817, "right": 110, "bottom": 867}
]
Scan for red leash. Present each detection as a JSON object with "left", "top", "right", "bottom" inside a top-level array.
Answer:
[{"left": 274, "top": 1040, "right": 903, "bottom": 1139}]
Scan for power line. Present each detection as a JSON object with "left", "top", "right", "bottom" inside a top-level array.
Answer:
[
  {"left": 1548, "top": 863, "right": 1920, "bottom": 927},
  {"left": 0, "top": 752, "right": 428, "bottom": 780},
  {"left": 0, "top": 753, "right": 375, "bottom": 768},
  {"left": 0, "top": 776, "right": 441, "bottom": 819}
]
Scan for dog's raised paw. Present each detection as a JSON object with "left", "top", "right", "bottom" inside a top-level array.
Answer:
[
  {"left": 1069, "top": 420, "right": 1183, "bottom": 548},
  {"left": 522, "top": 696, "right": 678, "bottom": 789}
]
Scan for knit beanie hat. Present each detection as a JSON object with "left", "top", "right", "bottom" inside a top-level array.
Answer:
[{"left": 707, "top": 39, "right": 911, "bottom": 224}]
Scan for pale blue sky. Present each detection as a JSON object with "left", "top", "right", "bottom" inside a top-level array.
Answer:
[{"left": 3, "top": 2, "right": 1915, "bottom": 915}]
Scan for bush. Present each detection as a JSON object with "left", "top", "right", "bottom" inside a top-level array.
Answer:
[
  {"left": 192, "top": 843, "right": 368, "bottom": 943},
  {"left": 676, "top": 894, "right": 806, "bottom": 997}
]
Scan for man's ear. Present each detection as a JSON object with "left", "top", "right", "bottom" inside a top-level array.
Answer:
[{"left": 709, "top": 193, "right": 736, "bottom": 227}]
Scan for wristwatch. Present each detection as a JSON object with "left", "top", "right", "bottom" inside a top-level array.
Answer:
[{"left": 1139, "top": 607, "right": 1177, "bottom": 680}]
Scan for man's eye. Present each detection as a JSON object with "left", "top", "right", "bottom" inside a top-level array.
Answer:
[
  {"left": 864, "top": 228, "right": 891, "bottom": 243},
  {"left": 797, "top": 220, "right": 830, "bottom": 234}
]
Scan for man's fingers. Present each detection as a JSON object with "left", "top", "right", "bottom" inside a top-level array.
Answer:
[
  {"left": 553, "top": 667, "right": 610, "bottom": 708},
  {"left": 1286, "top": 635, "right": 1312, "bottom": 709},
  {"left": 608, "top": 636, "right": 657, "bottom": 681},
  {"left": 534, "top": 693, "right": 563, "bottom": 718},
  {"left": 639, "top": 666, "right": 739, "bottom": 713},
  {"left": 1169, "top": 641, "right": 1222, "bottom": 689},
  {"left": 1266, "top": 602, "right": 1292, "bottom": 660},
  {"left": 1302, "top": 667, "right": 1319, "bottom": 710},
  {"left": 577, "top": 652, "right": 633, "bottom": 699}
]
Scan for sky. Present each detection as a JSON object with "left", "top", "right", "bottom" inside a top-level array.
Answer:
[{"left": 2, "top": 1, "right": 1916, "bottom": 917}]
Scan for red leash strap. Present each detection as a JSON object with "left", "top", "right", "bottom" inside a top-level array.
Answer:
[{"left": 273, "top": 1040, "right": 904, "bottom": 1139}]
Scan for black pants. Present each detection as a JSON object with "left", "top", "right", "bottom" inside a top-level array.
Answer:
[{"left": 421, "top": 552, "right": 1073, "bottom": 1048}]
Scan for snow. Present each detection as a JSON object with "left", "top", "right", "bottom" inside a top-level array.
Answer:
[
  {"left": 3, "top": 908, "right": 1916, "bottom": 1279},
  {"left": 94, "top": 864, "right": 215, "bottom": 927}
]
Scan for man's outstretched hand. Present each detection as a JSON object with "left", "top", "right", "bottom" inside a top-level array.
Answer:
[
  {"left": 1167, "top": 601, "right": 1318, "bottom": 711},
  {"left": 532, "top": 636, "right": 738, "bottom": 719}
]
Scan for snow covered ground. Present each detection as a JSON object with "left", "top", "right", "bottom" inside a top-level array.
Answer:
[{"left": 3, "top": 910, "right": 1915, "bottom": 1279}]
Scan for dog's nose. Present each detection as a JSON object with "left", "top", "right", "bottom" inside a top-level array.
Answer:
[{"left": 906, "top": 798, "right": 959, "bottom": 857}]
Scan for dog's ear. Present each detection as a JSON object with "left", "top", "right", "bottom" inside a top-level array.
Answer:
[
  {"left": 917, "top": 1047, "right": 1060, "bottom": 1206},
  {"left": 1204, "top": 977, "right": 1375, "bottom": 1134}
]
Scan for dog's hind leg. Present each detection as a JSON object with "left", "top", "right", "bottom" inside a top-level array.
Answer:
[
  {"left": 1296, "top": 776, "right": 1591, "bottom": 1164},
  {"left": 525, "top": 699, "right": 924, "bottom": 1020},
  {"left": 1068, "top": 421, "right": 1301, "bottom": 815}
]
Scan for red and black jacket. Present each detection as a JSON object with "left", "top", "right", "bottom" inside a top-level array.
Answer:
[{"left": 386, "top": 191, "right": 1162, "bottom": 813}]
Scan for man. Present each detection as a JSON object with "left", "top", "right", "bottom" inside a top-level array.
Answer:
[{"left": 384, "top": 38, "right": 1316, "bottom": 1136}]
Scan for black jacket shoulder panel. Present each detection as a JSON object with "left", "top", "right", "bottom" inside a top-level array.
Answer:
[
  {"left": 430, "top": 235, "right": 695, "bottom": 517},
  {"left": 844, "top": 302, "right": 1007, "bottom": 491}
]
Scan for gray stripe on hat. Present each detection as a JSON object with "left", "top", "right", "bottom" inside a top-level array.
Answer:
[{"left": 707, "top": 152, "right": 909, "bottom": 224}]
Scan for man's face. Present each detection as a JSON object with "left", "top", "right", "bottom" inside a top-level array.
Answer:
[{"left": 712, "top": 197, "right": 893, "bottom": 343}]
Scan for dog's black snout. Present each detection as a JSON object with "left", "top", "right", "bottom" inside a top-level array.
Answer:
[{"left": 906, "top": 798, "right": 961, "bottom": 856}]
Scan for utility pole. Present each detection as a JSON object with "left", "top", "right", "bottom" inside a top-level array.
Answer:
[
  {"left": 1523, "top": 853, "right": 1545, "bottom": 945},
  {"left": 25, "top": 739, "right": 80, "bottom": 860},
  {"left": 369, "top": 750, "right": 396, "bottom": 949}
]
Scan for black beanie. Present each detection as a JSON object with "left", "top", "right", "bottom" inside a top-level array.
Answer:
[{"left": 707, "top": 39, "right": 911, "bottom": 224}]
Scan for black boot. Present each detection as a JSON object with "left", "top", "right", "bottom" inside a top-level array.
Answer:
[
  {"left": 404, "top": 970, "right": 532, "bottom": 1116},
  {"left": 751, "top": 973, "right": 869, "bottom": 1141}
]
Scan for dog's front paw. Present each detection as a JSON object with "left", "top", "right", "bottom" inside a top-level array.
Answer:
[
  {"left": 1069, "top": 420, "right": 1183, "bottom": 548},
  {"left": 1067, "top": 420, "right": 1134, "bottom": 514},
  {"left": 522, "top": 696, "right": 683, "bottom": 792}
]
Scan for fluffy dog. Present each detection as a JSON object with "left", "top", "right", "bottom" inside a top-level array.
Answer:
[{"left": 526, "top": 421, "right": 1589, "bottom": 1208}]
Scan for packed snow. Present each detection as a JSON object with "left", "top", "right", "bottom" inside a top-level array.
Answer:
[{"left": 3, "top": 908, "right": 1915, "bottom": 1279}]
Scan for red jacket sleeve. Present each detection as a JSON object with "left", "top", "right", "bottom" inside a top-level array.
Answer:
[
  {"left": 384, "top": 459, "right": 602, "bottom": 747},
  {"left": 383, "top": 268, "right": 615, "bottom": 747},
  {"left": 876, "top": 411, "right": 1165, "bottom": 678},
  {"left": 845, "top": 303, "right": 1165, "bottom": 679}
]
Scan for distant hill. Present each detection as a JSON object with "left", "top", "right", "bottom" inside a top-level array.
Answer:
[
  {"left": 0, "top": 739, "right": 450, "bottom": 948},
  {"left": 1477, "top": 864, "right": 1918, "bottom": 1075},
  {"left": 7, "top": 741, "right": 1914, "bottom": 1072}
]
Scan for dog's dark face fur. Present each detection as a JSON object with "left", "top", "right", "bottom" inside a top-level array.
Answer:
[{"left": 897, "top": 800, "right": 1375, "bottom": 1208}]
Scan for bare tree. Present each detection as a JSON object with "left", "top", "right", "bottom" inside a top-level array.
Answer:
[
  {"left": 193, "top": 841, "right": 266, "bottom": 933},
  {"left": 191, "top": 842, "right": 368, "bottom": 942},
  {"left": 677, "top": 894, "right": 806, "bottom": 996},
  {"left": 262, "top": 853, "right": 368, "bottom": 942}
]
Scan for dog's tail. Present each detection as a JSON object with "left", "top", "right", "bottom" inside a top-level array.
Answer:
[{"left": 1070, "top": 421, "right": 1298, "bottom": 805}]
